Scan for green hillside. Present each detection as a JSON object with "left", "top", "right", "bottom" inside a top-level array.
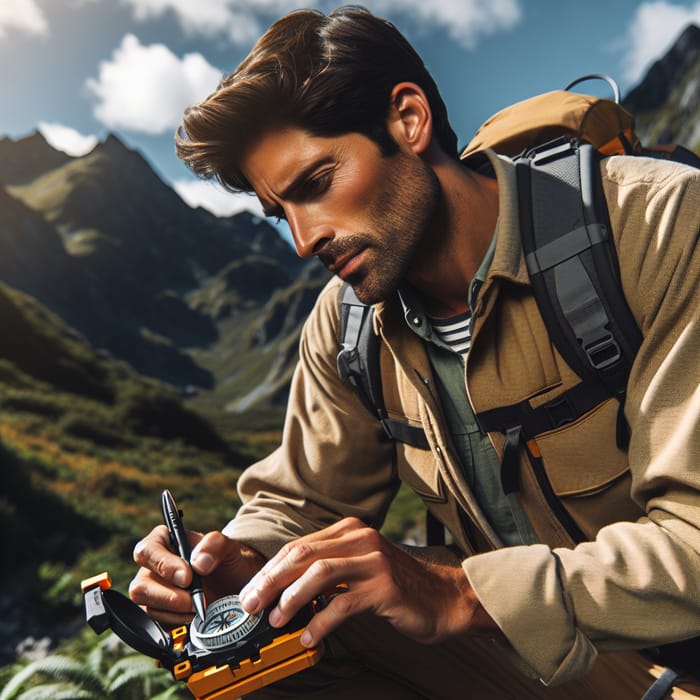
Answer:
[
  {"left": 0, "top": 277, "right": 422, "bottom": 689},
  {"left": 0, "top": 281, "right": 266, "bottom": 667}
]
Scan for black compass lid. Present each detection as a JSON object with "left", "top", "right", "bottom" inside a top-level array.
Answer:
[{"left": 86, "top": 586, "right": 178, "bottom": 666}]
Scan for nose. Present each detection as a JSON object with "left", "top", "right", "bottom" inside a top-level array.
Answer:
[{"left": 287, "top": 207, "right": 333, "bottom": 259}]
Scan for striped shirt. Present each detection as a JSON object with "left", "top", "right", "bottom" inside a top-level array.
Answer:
[{"left": 427, "top": 311, "right": 472, "bottom": 357}]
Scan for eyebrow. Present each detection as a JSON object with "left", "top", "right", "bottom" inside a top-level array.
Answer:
[{"left": 261, "top": 155, "right": 335, "bottom": 218}]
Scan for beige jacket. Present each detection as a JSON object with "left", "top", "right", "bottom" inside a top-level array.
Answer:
[{"left": 223, "top": 151, "right": 700, "bottom": 685}]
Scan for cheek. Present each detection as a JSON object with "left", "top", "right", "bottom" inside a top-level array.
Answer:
[{"left": 331, "top": 160, "right": 388, "bottom": 219}]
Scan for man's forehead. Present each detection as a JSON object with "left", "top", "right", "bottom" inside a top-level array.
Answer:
[{"left": 242, "top": 127, "right": 329, "bottom": 190}]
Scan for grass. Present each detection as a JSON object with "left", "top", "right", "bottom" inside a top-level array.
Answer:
[{"left": 0, "top": 277, "right": 427, "bottom": 685}]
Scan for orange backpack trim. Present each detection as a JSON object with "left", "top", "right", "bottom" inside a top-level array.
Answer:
[{"left": 460, "top": 90, "right": 641, "bottom": 161}]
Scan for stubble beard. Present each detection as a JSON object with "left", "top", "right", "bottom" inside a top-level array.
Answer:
[{"left": 323, "top": 153, "right": 441, "bottom": 306}]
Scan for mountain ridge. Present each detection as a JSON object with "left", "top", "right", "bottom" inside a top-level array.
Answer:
[
  {"left": 0, "top": 129, "right": 325, "bottom": 402},
  {"left": 0, "top": 24, "right": 697, "bottom": 415},
  {"left": 623, "top": 23, "right": 700, "bottom": 150}
]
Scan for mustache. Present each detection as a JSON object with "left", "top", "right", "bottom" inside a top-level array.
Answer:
[{"left": 318, "top": 234, "right": 370, "bottom": 268}]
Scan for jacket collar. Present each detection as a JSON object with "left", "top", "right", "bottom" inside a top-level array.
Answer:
[{"left": 482, "top": 149, "right": 530, "bottom": 288}]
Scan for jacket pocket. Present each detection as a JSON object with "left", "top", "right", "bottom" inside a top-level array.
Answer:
[{"left": 533, "top": 398, "right": 644, "bottom": 538}]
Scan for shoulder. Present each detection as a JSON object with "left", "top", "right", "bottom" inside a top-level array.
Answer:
[
  {"left": 602, "top": 154, "right": 700, "bottom": 249},
  {"left": 298, "top": 275, "right": 344, "bottom": 360},
  {"left": 307, "top": 275, "right": 344, "bottom": 330},
  {"left": 601, "top": 154, "right": 700, "bottom": 212},
  {"left": 601, "top": 154, "right": 700, "bottom": 330}
]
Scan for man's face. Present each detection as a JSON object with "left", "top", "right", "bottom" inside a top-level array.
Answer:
[{"left": 241, "top": 127, "right": 440, "bottom": 304}]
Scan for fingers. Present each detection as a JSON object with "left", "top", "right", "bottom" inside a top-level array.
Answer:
[
  {"left": 133, "top": 525, "right": 195, "bottom": 588},
  {"left": 239, "top": 517, "right": 373, "bottom": 615},
  {"left": 190, "top": 530, "right": 231, "bottom": 576},
  {"left": 129, "top": 566, "right": 196, "bottom": 624},
  {"left": 130, "top": 524, "right": 207, "bottom": 622},
  {"left": 300, "top": 587, "right": 362, "bottom": 648},
  {"left": 269, "top": 552, "right": 379, "bottom": 628}
]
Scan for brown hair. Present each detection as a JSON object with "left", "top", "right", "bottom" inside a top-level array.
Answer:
[{"left": 175, "top": 5, "right": 459, "bottom": 192}]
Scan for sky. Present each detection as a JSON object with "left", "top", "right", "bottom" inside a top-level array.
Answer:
[{"left": 2, "top": 0, "right": 700, "bottom": 235}]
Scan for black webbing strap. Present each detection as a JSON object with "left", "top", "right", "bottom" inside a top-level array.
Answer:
[
  {"left": 477, "top": 380, "right": 611, "bottom": 494},
  {"left": 477, "top": 380, "right": 611, "bottom": 441},
  {"left": 337, "top": 283, "right": 429, "bottom": 450}
]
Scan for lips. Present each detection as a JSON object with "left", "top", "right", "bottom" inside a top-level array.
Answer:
[{"left": 329, "top": 247, "right": 366, "bottom": 279}]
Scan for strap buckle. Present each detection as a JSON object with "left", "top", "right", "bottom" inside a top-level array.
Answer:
[{"left": 583, "top": 330, "right": 621, "bottom": 370}]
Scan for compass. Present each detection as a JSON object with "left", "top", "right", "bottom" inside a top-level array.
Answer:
[
  {"left": 82, "top": 572, "right": 323, "bottom": 700},
  {"left": 189, "top": 594, "right": 263, "bottom": 651}
]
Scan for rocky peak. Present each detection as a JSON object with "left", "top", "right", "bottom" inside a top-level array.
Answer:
[
  {"left": 0, "top": 130, "right": 72, "bottom": 185},
  {"left": 624, "top": 23, "right": 700, "bottom": 113}
]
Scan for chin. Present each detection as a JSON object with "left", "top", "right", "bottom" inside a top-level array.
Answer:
[{"left": 347, "top": 279, "right": 397, "bottom": 306}]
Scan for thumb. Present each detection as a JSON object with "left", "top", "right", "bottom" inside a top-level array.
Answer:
[{"left": 190, "top": 530, "right": 229, "bottom": 575}]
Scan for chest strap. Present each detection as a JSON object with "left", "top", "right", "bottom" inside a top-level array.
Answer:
[{"left": 476, "top": 380, "right": 612, "bottom": 495}]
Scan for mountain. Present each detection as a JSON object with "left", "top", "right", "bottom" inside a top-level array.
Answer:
[
  {"left": 0, "top": 131, "right": 328, "bottom": 410},
  {"left": 0, "top": 22, "right": 697, "bottom": 420},
  {"left": 0, "top": 131, "right": 72, "bottom": 184},
  {"left": 0, "top": 279, "right": 248, "bottom": 664},
  {"left": 623, "top": 23, "right": 700, "bottom": 150}
]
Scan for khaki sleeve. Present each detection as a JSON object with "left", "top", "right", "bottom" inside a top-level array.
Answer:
[
  {"left": 222, "top": 278, "right": 397, "bottom": 560},
  {"left": 465, "top": 157, "right": 700, "bottom": 684}
]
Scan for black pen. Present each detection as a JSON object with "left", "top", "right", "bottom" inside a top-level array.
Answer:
[{"left": 160, "top": 489, "right": 207, "bottom": 621}]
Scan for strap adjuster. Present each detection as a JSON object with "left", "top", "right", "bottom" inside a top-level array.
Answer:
[{"left": 583, "top": 331, "right": 621, "bottom": 370}]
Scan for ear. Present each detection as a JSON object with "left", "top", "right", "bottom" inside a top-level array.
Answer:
[{"left": 387, "top": 82, "right": 433, "bottom": 155}]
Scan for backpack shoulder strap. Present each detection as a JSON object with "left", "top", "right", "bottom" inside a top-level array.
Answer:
[
  {"left": 516, "top": 138, "right": 642, "bottom": 401},
  {"left": 336, "top": 282, "right": 429, "bottom": 449},
  {"left": 476, "top": 138, "right": 643, "bottom": 508},
  {"left": 336, "top": 283, "right": 441, "bottom": 544}
]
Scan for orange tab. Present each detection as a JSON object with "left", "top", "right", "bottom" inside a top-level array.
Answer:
[
  {"left": 80, "top": 572, "right": 112, "bottom": 593},
  {"left": 526, "top": 439, "right": 542, "bottom": 459}
]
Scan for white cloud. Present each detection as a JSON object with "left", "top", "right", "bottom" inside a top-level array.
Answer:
[
  {"left": 86, "top": 33, "right": 222, "bottom": 134},
  {"left": 0, "top": 0, "right": 49, "bottom": 38},
  {"left": 371, "top": 0, "right": 521, "bottom": 49},
  {"left": 174, "top": 177, "right": 294, "bottom": 245},
  {"left": 622, "top": 1, "right": 700, "bottom": 85},
  {"left": 121, "top": 0, "right": 521, "bottom": 49},
  {"left": 38, "top": 122, "right": 99, "bottom": 156},
  {"left": 173, "top": 178, "right": 265, "bottom": 218},
  {"left": 122, "top": 0, "right": 266, "bottom": 44}
]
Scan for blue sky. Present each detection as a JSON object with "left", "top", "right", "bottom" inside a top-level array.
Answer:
[{"left": 2, "top": 0, "right": 700, "bottom": 228}]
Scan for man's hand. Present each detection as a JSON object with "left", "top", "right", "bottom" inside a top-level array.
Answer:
[
  {"left": 238, "top": 517, "right": 497, "bottom": 648},
  {"left": 130, "top": 525, "right": 266, "bottom": 627}
]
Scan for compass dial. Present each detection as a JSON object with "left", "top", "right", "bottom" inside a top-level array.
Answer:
[{"left": 189, "top": 594, "right": 262, "bottom": 651}]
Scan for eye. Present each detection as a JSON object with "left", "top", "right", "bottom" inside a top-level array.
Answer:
[{"left": 301, "top": 170, "right": 332, "bottom": 200}]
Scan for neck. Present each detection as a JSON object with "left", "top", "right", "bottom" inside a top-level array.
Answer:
[{"left": 406, "top": 153, "right": 499, "bottom": 316}]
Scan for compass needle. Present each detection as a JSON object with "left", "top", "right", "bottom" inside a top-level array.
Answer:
[{"left": 190, "top": 595, "right": 264, "bottom": 651}]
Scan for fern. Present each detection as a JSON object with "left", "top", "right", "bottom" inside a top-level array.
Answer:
[
  {"left": 106, "top": 655, "right": 172, "bottom": 694},
  {"left": 11, "top": 683, "right": 98, "bottom": 700},
  {"left": 0, "top": 657, "right": 103, "bottom": 700}
]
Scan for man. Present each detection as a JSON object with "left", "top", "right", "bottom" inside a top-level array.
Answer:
[{"left": 130, "top": 7, "right": 700, "bottom": 698}]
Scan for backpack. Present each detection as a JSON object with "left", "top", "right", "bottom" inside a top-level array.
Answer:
[
  {"left": 338, "top": 73, "right": 700, "bottom": 496},
  {"left": 336, "top": 75, "right": 700, "bottom": 688}
]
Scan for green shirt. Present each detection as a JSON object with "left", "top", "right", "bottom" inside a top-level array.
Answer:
[{"left": 399, "top": 234, "right": 538, "bottom": 546}]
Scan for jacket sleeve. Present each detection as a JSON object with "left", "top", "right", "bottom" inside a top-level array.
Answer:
[
  {"left": 222, "top": 278, "right": 397, "bottom": 560},
  {"left": 463, "top": 156, "right": 700, "bottom": 684}
]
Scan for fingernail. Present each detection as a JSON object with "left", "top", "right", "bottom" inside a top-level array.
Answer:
[
  {"left": 241, "top": 589, "right": 259, "bottom": 613},
  {"left": 300, "top": 629, "right": 313, "bottom": 647},
  {"left": 173, "top": 568, "right": 187, "bottom": 587},
  {"left": 268, "top": 607, "right": 282, "bottom": 626},
  {"left": 191, "top": 551, "right": 214, "bottom": 574}
]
